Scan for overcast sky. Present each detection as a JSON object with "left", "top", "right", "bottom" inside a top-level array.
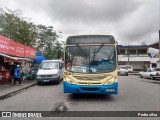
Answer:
[{"left": 0, "top": 0, "right": 159, "bottom": 45}]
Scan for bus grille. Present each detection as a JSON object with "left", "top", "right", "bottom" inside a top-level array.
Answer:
[
  {"left": 73, "top": 75, "right": 106, "bottom": 81},
  {"left": 40, "top": 75, "right": 53, "bottom": 78},
  {"left": 80, "top": 87, "right": 100, "bottom": 91}
]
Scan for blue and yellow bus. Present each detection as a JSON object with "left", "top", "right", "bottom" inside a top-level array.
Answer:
[{"left": 63, "top": 35, "right": 118, "bottom": 94}]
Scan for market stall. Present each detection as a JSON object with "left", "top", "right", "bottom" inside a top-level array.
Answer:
[{"left": 0, "top": 35, "right": 36, "bottom": 84}]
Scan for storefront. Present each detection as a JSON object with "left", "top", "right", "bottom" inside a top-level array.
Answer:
[{"left": 0, "top": 36, "right": 36, "bottom": 84}]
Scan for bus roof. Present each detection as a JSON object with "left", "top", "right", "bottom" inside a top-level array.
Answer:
[{"left": 66, "top": 35, "right": 115, "bottom": 45}]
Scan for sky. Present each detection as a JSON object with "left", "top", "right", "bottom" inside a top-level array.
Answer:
[{"left": 0, "top": 0, "right": 159, "bottom": 45}]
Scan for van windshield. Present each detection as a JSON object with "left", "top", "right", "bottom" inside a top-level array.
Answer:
[{"left": 39, "top": 62, "right": 58, "bottom": 69}]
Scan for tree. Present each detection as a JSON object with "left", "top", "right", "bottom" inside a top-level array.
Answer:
[
  {"left": 34, "top": 25, "right": 56, "bottom": 51},
  {"left": 35, "top": 24, "right": 63, "bottom": 59},
  {"left": 0, "top": 8, "right": 64, "bottom": 59},
  {"left": 0, "top": 8, "right": 36, "bottom": 47}
]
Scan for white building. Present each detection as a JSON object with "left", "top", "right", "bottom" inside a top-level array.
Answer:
[{"left": 118, "top": 45, "right": 159, "bottom": 71}]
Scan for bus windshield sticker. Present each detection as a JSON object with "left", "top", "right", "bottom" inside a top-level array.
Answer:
[{"left": 71, "top": 66, "right": 87, "bottom": 73}]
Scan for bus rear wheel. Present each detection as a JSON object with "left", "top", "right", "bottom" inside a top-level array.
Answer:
[{"left": 57, "top": 76, "right": 61, "bottom": 84}]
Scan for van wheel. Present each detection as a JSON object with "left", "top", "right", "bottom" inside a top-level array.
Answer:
[
  {"left": 57, "top": 76, "right": 60, "bottom": 84},
  {"left": 37, "top": 82, "right": 41, "bottom": 85}
]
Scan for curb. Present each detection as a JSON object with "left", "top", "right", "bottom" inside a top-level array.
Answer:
[
  {"left": 0, "top": 83, "right": 37, "bottom": 100},
  {"left": 128, "top": 73, "right": 139, "bottom": 75}
]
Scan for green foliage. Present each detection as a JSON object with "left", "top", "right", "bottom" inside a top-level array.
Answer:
[
  {"left": 34, "top": 24, "right": 64, "bottom": 59},
  {"left": 0, "top": 8, "right": 64, "bottom": 59},
  {"left": 0, "top": 8, "right": 36, "bottom": 46}
]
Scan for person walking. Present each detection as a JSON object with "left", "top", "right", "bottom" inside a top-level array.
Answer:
[
  {"left": 20, "top": 67, "right": 24, "bottom": 81},
  {"left": 13, "top": 65, "right": 21, "bottom": 85}
]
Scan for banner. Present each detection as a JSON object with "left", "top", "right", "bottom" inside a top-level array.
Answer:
[
  {"left": 0, "top": 36, "right": 36, "bottom": 59},
  {"left": 25, "top": 46, "right": 36, "bottom": 58},
  {"left": 0, "top": 36, "right": 10, "bottom": 55}
]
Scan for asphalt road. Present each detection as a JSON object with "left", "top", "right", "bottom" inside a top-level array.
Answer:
[{"left": 0, "top": 75, "right": 159, "bottom": 120}]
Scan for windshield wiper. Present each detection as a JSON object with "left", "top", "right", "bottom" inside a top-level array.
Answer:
[
  {"left": 92, "top": 44, "right": 104, "bottom": 61},
  {"left": 93, "top": 44, "right": 104, "bottom": 54},
  {"left": 76, "top": 45, "right": 87, "bottom": 60}
]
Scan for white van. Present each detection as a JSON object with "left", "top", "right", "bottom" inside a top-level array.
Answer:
[
  {"left": 125, "top": 65, "right": 133, "bottom": 73},
  {"left": 36, "top": 60, "right": 63, "bottom": 85},
  {"left": 118, "top": 65, "right": 133, "bottom": 73}
]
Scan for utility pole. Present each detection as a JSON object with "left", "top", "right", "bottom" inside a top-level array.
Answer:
[
  {"left": 159, "top": 30, "right": 160, "bottom": 58},
  {"left": 156, "top": 30, "right": 160, "bottom": 68},
  {"left": 128, "top": 45, "right": 129, "bottom": 65}
]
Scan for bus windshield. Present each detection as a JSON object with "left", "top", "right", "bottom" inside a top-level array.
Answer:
[{"left": 65, "top": 45, "right": 116, "bottom": 73}]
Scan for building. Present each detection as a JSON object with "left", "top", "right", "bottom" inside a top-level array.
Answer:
[
  {"left": 118, "top": 45, "right": 151, "bottom": 71},
  {"left": 118, "top": 42, "right": 160, "bottom": 71},
  {"left": 149, "top": 42, "right": 159, "bottom": 49},
  {"left": 149, "top": 42, "right": 160, "bottom": 68}
]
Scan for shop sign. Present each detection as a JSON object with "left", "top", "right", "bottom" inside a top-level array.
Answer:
[
  {"left": 0, "top": 36, "right": 36, "bottom": 59},
  {"left": 0, "top": 36, "right": 10, "bottom": 55},
  {"left": 15, "top": 42, "right": 25, "bottom": 57},
  {"left": 25, "top": 46, "right": 36, "bottom": 58}
]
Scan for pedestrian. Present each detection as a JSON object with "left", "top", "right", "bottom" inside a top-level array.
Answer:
[
  {"left": 13, "top": 65, "right": 21, "bottom": 85},
  {"left": 20, "top": 67, "right": 24, "bottom": 81}
]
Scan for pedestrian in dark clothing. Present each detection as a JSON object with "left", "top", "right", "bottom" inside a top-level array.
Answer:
[{"left": 13, "top": 65, "right": 21, "bottom": 85}]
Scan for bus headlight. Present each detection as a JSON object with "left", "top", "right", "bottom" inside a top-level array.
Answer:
[
  {"left": 69, "top": 80, "right": 75, "bottom": 84},
  {"left": 53, "top": 74, "right": 58, "bottom": 77},
  {"left": 64, "top": 76, "right": 76, "bottom": 84},
  {"left": 104, "top": 77, "right": 116, "bottom": 85}
]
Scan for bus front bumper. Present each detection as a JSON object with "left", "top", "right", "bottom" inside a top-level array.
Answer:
[{"left": 63, "top": 82, "right": 118, "bottom": 94}]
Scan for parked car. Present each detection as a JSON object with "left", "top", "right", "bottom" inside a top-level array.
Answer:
[
  {"left": 118, "top": 66, "right": 128, "bottom": 76},
  {"left": 36, "top": 60, "right": 64, "bottom": 85},
  {"left": 139, "top": 68, "right": 160, "bottom": 80}
]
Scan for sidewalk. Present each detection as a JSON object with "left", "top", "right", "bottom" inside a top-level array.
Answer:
[{"left": 0, "top": 80, "right": 37, "bottom": 100}]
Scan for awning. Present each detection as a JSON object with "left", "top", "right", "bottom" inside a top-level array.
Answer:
[
  {"left": 35, "top": 56, "right": 46, "bottom": 63},
  {"left": 0, "top": 52, "right": 33, "bottom": 62},
  {"left": 0, "top": 52, "right": 18, "bottom": 60}
]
